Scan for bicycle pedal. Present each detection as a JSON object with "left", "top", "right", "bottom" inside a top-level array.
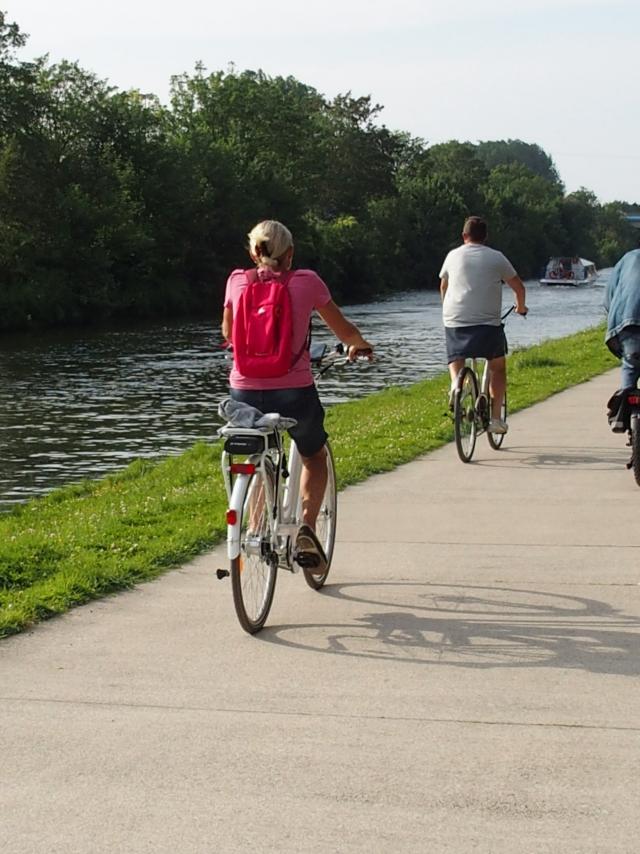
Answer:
[
  {"left": 293, "top": 551, "right": 318, "bottom": 568},
  {"left": 216, "top": 569, "right": 230, "bottom": 580}
]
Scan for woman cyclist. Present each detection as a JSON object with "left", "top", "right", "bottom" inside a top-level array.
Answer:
[{"left": 222, "top": 220, "right": 373, "bottom": 572}]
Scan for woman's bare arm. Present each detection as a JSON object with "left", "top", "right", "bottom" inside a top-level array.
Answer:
[
  {"left": 222, "top": 306, "right": 233, "bottom": 342},
  {"left": 316, "top": 300, "right": 373, "bottom": 356}
]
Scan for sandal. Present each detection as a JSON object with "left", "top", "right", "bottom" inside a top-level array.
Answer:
[{"left": 294, "top": 524, "right": 327, "bottom": 575}]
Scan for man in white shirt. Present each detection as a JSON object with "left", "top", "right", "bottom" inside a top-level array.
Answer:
[{"left": 439, "top": 216, "right": 527, "bottom": 434}]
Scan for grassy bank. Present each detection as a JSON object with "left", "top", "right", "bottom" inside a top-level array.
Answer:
[{"left": 0, "top": 324, "right": 616, "bottom": 638}]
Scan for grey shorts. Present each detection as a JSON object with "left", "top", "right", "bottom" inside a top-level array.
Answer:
[
  {"left": 445, "top": 324, "right": 507, "bottom": 363},
  {"left": 229, "top": 384, "right": 328, "bottom": 457}
]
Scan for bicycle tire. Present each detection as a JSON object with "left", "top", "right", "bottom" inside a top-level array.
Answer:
[
  {"left": 487, "top": 390, "right": 508, "bottom": 450},
  {"left": 632, "top": 417, "right": 640, "bottom": 488},
  {"left": 454, "top": 366, "right": 478, "bottom": 463},
  {"left": 303, "top": 443, "right": 337, "bottom": 591},
  {"left": 231, "top": 460, "right": 278, "bottom": 634}
]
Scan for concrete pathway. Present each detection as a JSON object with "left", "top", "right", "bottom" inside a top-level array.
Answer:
[{"left": 1, "top": 370, "right": 639, "bottom": 853}]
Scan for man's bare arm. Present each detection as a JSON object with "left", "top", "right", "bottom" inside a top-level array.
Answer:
[{"left": 505, "top": 275, "right": 527, "bottom": 314}]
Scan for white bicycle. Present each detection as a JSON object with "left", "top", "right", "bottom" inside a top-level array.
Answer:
[{"left": 216, "top": 343, "right": 369, "bottom": 633}]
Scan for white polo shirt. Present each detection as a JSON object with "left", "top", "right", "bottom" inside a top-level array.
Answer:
[{"left": 440, "top": 243, "right": 516, "bottom": 327}]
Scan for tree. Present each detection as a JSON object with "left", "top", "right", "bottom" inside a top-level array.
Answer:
[
  {"left": 483, "top": 163, "right": 564, "bottom": 276},
  {"left": 476, "top": 139, "right": 563, "bottom": 189},
  {"left": 414, "top": 141, "right": 489, "bottom": 217},
  {"left": 593, "top": 202, "right": 638, "bottom": 267},
  {"left": 560, "top": 189, "right": 600, "bottom": 262},
  {"left": 313, "top": 93, "right": 402, "bottom": 217}
]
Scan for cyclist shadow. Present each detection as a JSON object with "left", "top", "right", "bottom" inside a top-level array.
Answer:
[
  {"left": 263, "top": 582, "right": 640, "bottom": 675},
  {"left": 473, "top": 446, "right": 625, "bottom": 470}
]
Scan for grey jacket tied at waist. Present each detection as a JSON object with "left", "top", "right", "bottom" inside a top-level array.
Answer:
[{"left": 217, "top": 397, "right": 297, "bottom": 431}]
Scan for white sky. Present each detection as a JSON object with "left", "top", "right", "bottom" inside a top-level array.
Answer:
[{"left": 7, "top": 0, "right": 640, "bottom": 203}]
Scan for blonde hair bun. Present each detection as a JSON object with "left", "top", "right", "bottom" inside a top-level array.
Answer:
[{"left": 248, "top": 220, "right": 293, "bottom": 269}]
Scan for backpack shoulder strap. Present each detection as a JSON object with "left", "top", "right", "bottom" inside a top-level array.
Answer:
[{"left": 244, "top": 268, "right": 295, "bottom": 285}]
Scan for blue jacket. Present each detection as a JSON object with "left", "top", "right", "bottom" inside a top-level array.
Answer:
[{"left": 604, "top": 248, "right": 640, "bottom": 356}]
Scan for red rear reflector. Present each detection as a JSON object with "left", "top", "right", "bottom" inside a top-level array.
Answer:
[
  {"left": 628, "top": 395, "right": 640, "bottom": 405},
  {"left": 230, "top": 463, "right": 256, "bottom": 475},
  {"left": 226, "top": 509, "right": 237, "bottom": 525}
]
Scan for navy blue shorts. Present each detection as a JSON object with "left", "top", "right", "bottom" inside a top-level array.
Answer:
[
  {"left": 445, "top": 324, "right": 507, "bottom": 363},
  {"left": 229, "top": 384, "right": 328, "bottom": 457}
]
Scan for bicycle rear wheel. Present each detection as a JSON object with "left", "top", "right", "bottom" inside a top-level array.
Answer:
[
  {"left": 454, "top": 366, "right": 478, "bottom": 463},
  {"left": 231, "top": 460, "right": 278, "bottom": 633},
  {"left": 632, "top": 417, "right": 640, "bottom": 487},
  {"left": 303, "top": 443, "right": 337, "bottom": 591},
  {"left": 487, "top": 391, "right": 508, "bottom": 450}
]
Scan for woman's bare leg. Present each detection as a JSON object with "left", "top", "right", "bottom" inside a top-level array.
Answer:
[{"left": 299, "top": 446, "right": 328, "bottom": 529}]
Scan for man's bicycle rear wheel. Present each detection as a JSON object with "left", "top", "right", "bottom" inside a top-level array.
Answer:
[
  {"left": 231, "top": 460, "right": 278, "bottom": 633},
  {"left": 454, "top": 367, "right": 478, "bottom": 463},
  {"left": 487, "top": 392, "right": 508, "bottom": 450},
  {"left": 303, "top": 443, "right": 337, "bottom": 591}
]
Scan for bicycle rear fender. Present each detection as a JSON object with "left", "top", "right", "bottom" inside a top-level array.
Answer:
[{"left": 227, "top": 474, "right": 250, "bottom": 560}]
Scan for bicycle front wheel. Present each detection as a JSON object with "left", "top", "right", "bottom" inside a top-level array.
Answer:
[
  {"left": 454, "top": 366, "right": 478, "bottom": 463},
  {"left": 487, "top": 390, "right": 508, "bottom": 450},
  {"left": 231, "top": 461, "right": 278, "bottom": 634},
  {"left": 303, "top": 443, "right": 337, "bottom": 591}
]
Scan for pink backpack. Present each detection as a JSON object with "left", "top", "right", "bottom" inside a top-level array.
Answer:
[{"left": 232, "top": 269, "right": 306, "bottom": 379}]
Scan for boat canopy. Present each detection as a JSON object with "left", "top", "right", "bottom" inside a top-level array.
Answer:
[{"left": 547, "top": 256, "right": 595, "bottom": 267}]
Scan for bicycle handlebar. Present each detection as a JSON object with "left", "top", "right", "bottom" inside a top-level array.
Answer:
[
  {"left": 502, "top": 304, "right": 527, "bottom": 320},
  {"left": 313, "top": 342, "right": 374, "bottom": 376}
]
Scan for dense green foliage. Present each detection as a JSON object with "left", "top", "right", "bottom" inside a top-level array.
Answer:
[
  {"left": 0, "top": 324, "right": 616, "bottom": 637},
  {"left": 0, "top": 13, "right": 637, "bottom": 331}
]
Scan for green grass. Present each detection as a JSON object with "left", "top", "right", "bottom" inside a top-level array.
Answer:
[{"left": 0, "top": 324, "right": 616, "bottom": 638}]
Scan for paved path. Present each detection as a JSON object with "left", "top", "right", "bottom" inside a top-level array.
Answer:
[{"left": 2, "top": 370, "right": 639, "bottom": 853}]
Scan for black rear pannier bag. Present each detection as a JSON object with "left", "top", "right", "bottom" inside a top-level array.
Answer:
[{"left": 606, "top": 388, "right": 634, "bottom": 433}]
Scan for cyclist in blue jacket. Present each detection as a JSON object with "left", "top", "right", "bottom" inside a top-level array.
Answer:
[{"left": 604, "top": 244, "right": 640, "bottom": 389}]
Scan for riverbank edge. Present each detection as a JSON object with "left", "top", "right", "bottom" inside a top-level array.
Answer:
[{"left": 0, "top": 324, "right": 616, "bottom": 638}]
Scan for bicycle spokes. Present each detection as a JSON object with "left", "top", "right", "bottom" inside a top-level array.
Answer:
[{"left": 454, "top": 367, "right": 478, "bottom": 463}]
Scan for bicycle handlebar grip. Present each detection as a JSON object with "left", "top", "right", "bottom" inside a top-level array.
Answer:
[{"left": 336, "top": 343, "right": 373, "bottom": 358}]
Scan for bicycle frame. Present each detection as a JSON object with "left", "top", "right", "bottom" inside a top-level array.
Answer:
[
  {"left": 452, "top": 308, "right": 519, "bottom": 462},
  {"left": 463, "top": 357, "right": 492, "bottom": 433},
  {"left": 221, "top": 426, "right": 303, "bottom": 569}
]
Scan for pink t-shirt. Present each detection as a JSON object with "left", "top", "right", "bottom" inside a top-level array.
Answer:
[{"left": 224, "top": 268, "right": 332, "bottom": 390}]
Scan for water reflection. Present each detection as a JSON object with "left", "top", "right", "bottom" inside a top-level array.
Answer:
[{"left": 0, "top": 275, "right": 609, "bottom": 508}]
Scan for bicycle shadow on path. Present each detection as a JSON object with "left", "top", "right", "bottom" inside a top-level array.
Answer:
[
  {"left": 260, "top": 582, "right": 640, "bottom": 676},
  {"left": 468, "top": 445, "right": 626, "bottom": 470}
]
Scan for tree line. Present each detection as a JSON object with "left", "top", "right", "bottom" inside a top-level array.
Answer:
[{"left": 0, "top": 13, "right": 637, "bottom": 332}]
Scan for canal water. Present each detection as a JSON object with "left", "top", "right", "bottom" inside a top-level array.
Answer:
[{"left": 0, "top": 275, "right": 610, "bottom": 509}]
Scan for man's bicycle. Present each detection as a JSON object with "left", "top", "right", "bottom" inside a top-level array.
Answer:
[
  {"left": 216, "top": 343, "right": 370, "bottom": 633},
  {"left": 452, "top": 306, "right": 519, "bottom": 463}
]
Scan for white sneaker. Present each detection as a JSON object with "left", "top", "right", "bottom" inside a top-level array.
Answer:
[{"left": 488, "top": 418, "right": 508, "bottom": 435}]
